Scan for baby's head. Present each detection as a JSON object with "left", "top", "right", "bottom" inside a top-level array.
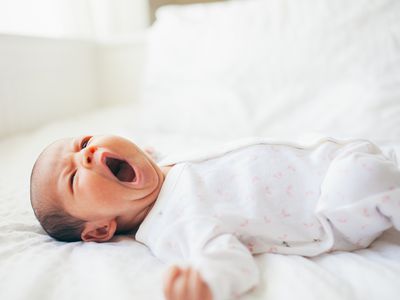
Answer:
[{"left": 30, "top": 135, "right": 165, "bottom": 242}]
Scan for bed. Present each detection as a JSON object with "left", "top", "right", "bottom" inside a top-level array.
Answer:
[{"left": 1, "top": 0, "right": 400, "bottom": 299}]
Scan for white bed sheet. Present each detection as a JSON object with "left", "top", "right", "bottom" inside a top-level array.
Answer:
[{"left": 1, "top": 103, "right": 400, "bottom": 300}]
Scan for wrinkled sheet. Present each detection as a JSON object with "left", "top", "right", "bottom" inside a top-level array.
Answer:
[{"left": 0, "top": 104, "right": 400, "bottom": 300}]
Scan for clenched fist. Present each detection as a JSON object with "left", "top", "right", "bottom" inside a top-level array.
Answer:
[{"left": 163, "top": 266, "right": 213, "bottom": 300}]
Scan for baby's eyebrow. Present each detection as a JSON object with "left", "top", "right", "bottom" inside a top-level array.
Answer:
[
  {"left": 58, "top": 158, "right": 72, "bottom": 197},
  {"left": 70, "top": 137, "right": 78, "bottom": 152},
  {"left": 62, "top": 138, "right": 77, "bottom": 196}
]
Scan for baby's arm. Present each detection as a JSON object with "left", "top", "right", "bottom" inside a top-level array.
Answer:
[
  {"left": 164, "top": 266, "right": 212, "bottom": 300},
  {"left": 163, "top": 233, "right": 259, "bottom": 300}
]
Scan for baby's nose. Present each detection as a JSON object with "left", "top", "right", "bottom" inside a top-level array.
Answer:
[{"left": 83, "top": 146, "right": 97, "bottom": 165}]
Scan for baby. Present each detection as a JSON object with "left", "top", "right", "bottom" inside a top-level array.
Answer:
[{"left": 30, "top": 135, "right": 400, "bottom": 300}]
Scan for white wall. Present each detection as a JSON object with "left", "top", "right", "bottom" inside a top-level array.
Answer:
[
  {"left": 0, "top": 33, "right": 147, "bottom": 138},
  {"left": 0, "top": 0, "right": 149, "bottom": 138},
  {"left": 89, "top": 0, "right": 149, "bottom": 39},
  {"left": 95, "top": 34, "right": 147, "bottom": 106},
  {"left": 0, "top": 0, "right": 93, "bottom": 38},
  {"left": 0, "top": 0, "right": 150, "bottom": 39}
]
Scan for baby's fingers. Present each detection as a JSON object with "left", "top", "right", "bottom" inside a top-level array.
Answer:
[
  {"left": 188, "top": 269, "right": 213, "bottom": 300},
  {"left": 163, "top": 266, "right": 212, "bottom": 300},
  {"left": 163, "top": 266, "right": 181, "bottom": 300},
  {"left": 187, "top": 268, "right": 202, "bottom": 300},
  {"left": 167, "top": 267, "right": 192, "bottom": 300},
  {"left": 174, "top": 268, "right": 190, "bottom": 299}
]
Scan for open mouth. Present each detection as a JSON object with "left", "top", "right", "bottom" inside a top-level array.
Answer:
[{"left": 105, "top": 157, "right": 136, "bottom": 182}]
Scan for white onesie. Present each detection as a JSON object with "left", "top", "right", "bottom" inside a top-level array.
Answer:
[{"left": 135, "top": 138, "right": 400, "bottom": 300}]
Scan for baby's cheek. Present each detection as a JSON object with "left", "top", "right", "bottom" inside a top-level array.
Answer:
[{"left": 80, "top": 172, "right": 123, "bottom": 207}]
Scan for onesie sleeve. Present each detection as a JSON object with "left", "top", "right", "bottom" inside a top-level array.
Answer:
[
  {"left": 191, "top": 234, "right": 259, "bottom": 300},
  {"left": 317, "top": 140, "right": 400, "bottom": 249}
]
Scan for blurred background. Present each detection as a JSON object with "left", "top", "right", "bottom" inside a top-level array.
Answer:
[
  {"left": 0, "top": 0, "right": 151, "bottom": 138},
  {"left": 0, "top": 0, "right": 399, "bottom": 143}
]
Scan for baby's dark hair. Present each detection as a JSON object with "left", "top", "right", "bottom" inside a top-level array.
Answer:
[
  {"left": 34, "top": 206, "right": 85, "bottom": 242},
  {"left": 30, "top": 150, "right": 85, "bottom": 242}
]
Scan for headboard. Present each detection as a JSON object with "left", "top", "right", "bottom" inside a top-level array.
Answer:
[{"left": 149, "top": 0, "right": 225, "bottom": 23}]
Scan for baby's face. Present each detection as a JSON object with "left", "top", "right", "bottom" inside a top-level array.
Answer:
[{"left": 34, "top": 135, "right": 164, "bottom": 231}]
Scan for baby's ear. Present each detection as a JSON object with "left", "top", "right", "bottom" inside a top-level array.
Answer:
[{"left": 81, "top": 219, "right": 117, "bottom": 242}]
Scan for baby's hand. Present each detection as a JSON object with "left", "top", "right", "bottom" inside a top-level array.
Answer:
[{"left": 163, "top": 265, "right": 213, "bottom": 300}]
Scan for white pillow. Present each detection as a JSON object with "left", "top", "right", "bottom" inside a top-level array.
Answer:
[
  {"left": 144, "top": 0, "right": 266, "bottom": 86},
  {"left": 141, "top": 0, "right": 400, "bottom": 142}
]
